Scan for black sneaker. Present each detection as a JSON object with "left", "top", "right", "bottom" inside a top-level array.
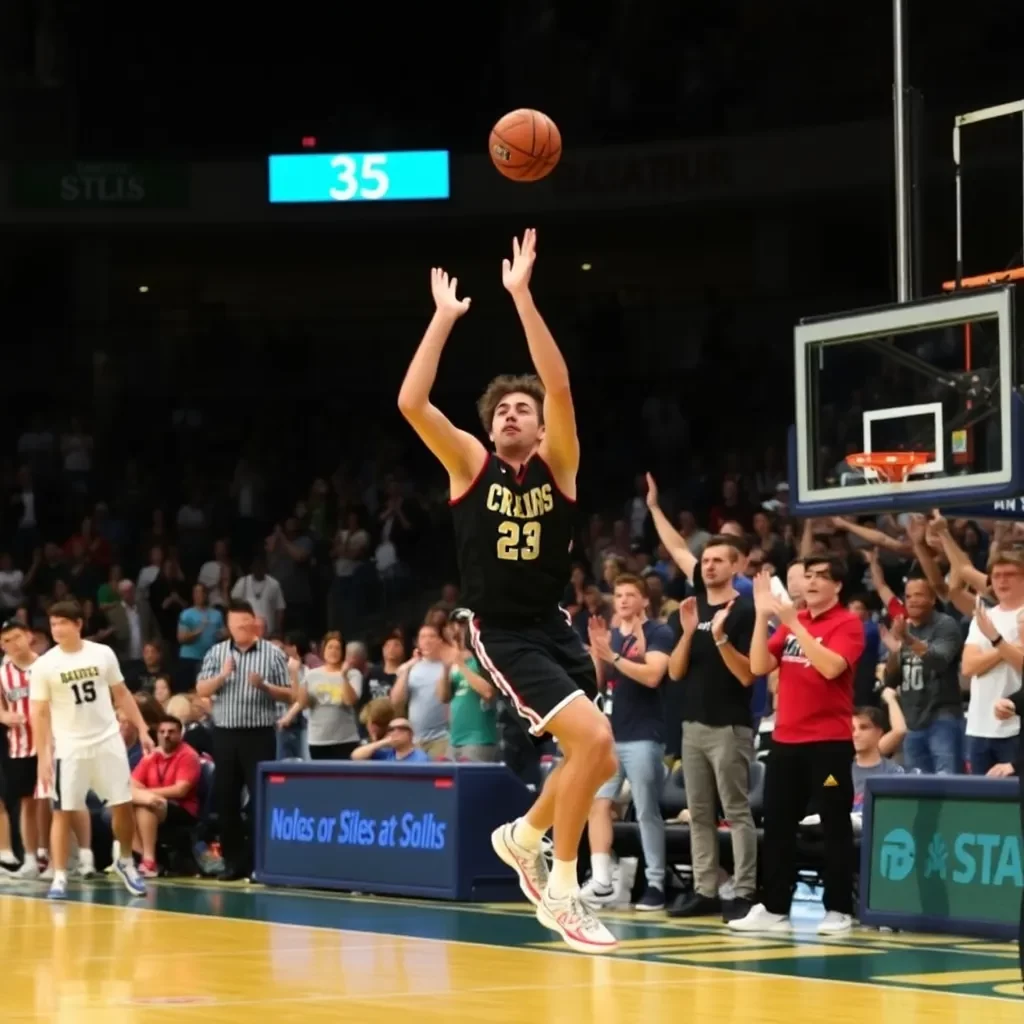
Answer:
[
  {"left": 635, "top": 886, "right": 665, "bottom": 912},
  {"left": 667, "top": 891, "right": 721, "bottom": 917},
  {"left": 722, "top": 896, "right": 755, "bottom": 923}
]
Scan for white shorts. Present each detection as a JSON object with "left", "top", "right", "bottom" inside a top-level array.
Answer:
[{"left": 54, "top": 734, "right": 132, "bottom": 812}]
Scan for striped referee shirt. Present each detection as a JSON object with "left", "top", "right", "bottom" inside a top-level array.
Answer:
[{"left": 199, "top": 638, "right": 287, "bottom": 729}]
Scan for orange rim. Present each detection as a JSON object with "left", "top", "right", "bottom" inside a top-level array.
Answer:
[
  {"left": 942, "top": 266, "right": 1024, "bottom": 291},
  {"left": 847, "top": 451, "right": 933, "bottom": 483}
]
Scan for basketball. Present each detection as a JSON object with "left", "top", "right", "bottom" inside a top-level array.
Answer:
[{"left": 489, "top": 109, "right": 562, "bottom": 182}]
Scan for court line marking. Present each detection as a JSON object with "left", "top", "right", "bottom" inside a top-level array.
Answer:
[
  {"left": 3, "top": 891, "right": 1018, "bottom": 1006},
  {"left": 152, "top": 880, "right": 1024, "bottom": 962}
]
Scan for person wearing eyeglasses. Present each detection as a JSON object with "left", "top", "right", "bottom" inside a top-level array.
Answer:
[{"left": 351, "top": 717, "right": 430, "bottom": 762}]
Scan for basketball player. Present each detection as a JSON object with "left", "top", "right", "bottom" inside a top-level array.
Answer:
[
  {"left": 29, "top": 600, "right": 153, "bottom": 899},
  {"left": 398, "top": 229, "right": 618, "bottom": 953}
]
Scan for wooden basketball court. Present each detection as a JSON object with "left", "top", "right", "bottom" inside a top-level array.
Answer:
[{"left": 2, "top": 880, "right": 1021, "bottom": 1022}]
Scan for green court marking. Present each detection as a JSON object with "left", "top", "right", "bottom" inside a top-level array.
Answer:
[{"left": 5, "top": 881, "right": 1021, "bottom": 1002}]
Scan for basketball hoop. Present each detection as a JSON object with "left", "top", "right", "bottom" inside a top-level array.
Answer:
[{"left": 846, "top": 452, "right": 933, "bottom": 484}]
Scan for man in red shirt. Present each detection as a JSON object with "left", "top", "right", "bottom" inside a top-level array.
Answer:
[
  {"left": 730, "top": 556, "right": 864, "bottom": 935},
  {"left": 130, "top": 715, "right": 202, "bottom": 876}
]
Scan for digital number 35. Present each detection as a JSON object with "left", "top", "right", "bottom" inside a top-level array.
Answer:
[{"left": 329, "top": 154, "right": 390, "bottom": 201}]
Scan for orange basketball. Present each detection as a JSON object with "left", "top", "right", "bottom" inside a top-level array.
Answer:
[{"left": 489, "top": 109, "right": 562, "bottom": 182}]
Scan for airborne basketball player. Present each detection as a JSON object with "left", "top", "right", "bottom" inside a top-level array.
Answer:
[{"left": 398, "top": 229, "right": 618, "bottom": 953}]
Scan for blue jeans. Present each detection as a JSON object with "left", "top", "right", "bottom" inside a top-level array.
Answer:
[
  {"left": 596, "top": 740, "right": 666, "bottom": 889},
  {"left": 902, "top": 715, "right": 963, "bottom": 775},
  {"left": 966, "top": 734, "right": 1019, "bottom": 776}
]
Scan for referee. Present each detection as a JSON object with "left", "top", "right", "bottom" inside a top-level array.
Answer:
[{"left": 197, "top": 599, "right": 293, "bottom": 880}]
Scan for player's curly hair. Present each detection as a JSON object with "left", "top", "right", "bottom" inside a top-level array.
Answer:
[{"left": 476, "top": 374, "right": 546, "bottom": 432}]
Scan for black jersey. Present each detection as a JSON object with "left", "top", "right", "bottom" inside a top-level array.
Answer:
[{"left": 451, "top": 453, "right": 575, "bottom": 625}]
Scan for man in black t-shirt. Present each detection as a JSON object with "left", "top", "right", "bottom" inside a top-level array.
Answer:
[{"left": 666, "top": 538, "right": 758, "bottom": 922}]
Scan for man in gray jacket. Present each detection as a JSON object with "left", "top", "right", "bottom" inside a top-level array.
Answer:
[{"left": 880, "top": 578, "right": 964, "bottom": 774}]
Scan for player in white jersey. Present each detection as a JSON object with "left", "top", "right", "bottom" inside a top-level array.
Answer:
[{"left": 29, "top": 600, "right": 154, "bottom": 899}]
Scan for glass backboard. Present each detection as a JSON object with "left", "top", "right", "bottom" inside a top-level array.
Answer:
[{"left": 790, "top": 285, "right": 1021, "bottom": 515}]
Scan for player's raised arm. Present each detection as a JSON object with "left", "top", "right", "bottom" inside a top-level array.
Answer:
[
  {"left": 502, "top": 229, "right": 579, "bottom": 489},
  {"left": 398, "top": 268, "right": 488, "bottom": 494}
]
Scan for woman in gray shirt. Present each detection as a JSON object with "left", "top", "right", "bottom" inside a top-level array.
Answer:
[{"left": 303, "top": 631, "right": 364, "bottom": 759}]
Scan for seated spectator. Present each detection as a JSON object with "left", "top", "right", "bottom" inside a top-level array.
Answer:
[
  {"left": 852, "top": 689, "right": 907, "bottom": 813},
  {"left": 136, "top": 641, "right": 166, "bottom": 694},
  {"left": 130, "top": 716, "right": 202, "bottom": 876},
  {"left": 359, "top": 697, "right": 396, "bottom": 742},
  {"left": 133, "top": 691, "right": 166, "bottom": 739},
  {"left": 177, "top": 692, "right": 214, "bottom": 757},
  {"left": 352, "top": 717, "right": 430, "bottom": 762},
  {"left": 153, "top": 675, "right": 172, "bottom": 709}
]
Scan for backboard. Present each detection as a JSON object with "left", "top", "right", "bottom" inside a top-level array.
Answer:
[{"left": 789, "top": 285, "right": 1021, "bottom": 515}]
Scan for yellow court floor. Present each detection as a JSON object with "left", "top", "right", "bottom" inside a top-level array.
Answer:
[{"left": 1, "top": 880, "right": 1022, "bottom": 1023}]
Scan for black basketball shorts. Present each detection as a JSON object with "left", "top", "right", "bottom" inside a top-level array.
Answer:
[
  {"left": 5, "top": 755, "right": 39, "bottom": 802},
  {"left": 462, "top": 610, "right": 598, "bottom": 737}
]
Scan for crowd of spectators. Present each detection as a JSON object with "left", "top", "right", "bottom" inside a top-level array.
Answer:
[{"left": 1, "top": 406, "right": 1021, "bottom": 915}]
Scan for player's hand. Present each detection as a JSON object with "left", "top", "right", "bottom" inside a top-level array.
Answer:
[
  {"left": 1, "top": 711, "right": 26, "bottom": 727},
  {"left": 38, "top": 754, "right": 54, "bottom": 791},
  {"left": 431, "top": 267, "right": 471, "bottom": 318},
  {"left": 987, "top": 762, "right": 1016, "bottom": 778},
  {"left": 994, "top": 697, "right": 1019, "bottom": 721},
  {"left": 710, "top": 601, "right": 734, "bottom": 642},
  {"left": 140, "top": 731, "right": 156, "bottom": 756},
  {"left": 644, "top": 473, "right": 660, "bottom": 510},
  {"left": 679, "top": 597, "right": 698, "bottom": 635},
  {"left": 502, "top": 228, "right": 536, "bottom": 295}
]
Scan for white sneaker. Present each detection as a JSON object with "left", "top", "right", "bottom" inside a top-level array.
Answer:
[
  {"left": 40, "top": 864, "right": 54, "bottom": 881},
  {"left": 491, "top": 823, "right": 550, "bottom": 907},
  {"left": 77, "top": 855, "right": 97, "bottom": 880},
  {"left": 817, "top": 911, "right": 853, "bottom": 934},
  {"left": 537, "top": 887, "right": 618, "bottom": 954},
  {"left": 580, "top": 877, "right": 617, "bottom": 908},
  {"left": 10, "top": 861, "right": 41, "bottom": 881},
  {"left": 47, "top": 875, "right": 68, "bottom": 900},
  {"left": 727, "top": 902, "right": 792, "bottom": 933}
]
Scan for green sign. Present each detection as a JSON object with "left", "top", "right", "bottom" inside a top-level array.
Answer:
[
  {"left": 10, "top": 161, "right": 189, "bottom": 209},
  {"left": 868, "top": 796, "right": 1023, "bottom": 925}
]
